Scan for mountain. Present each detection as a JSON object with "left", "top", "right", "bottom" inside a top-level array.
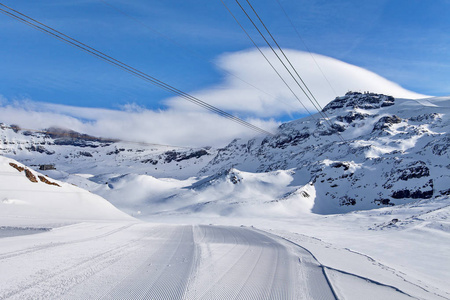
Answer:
[
  {"left": 1, "top": 92, "right": 449, "bottom": 216},
  {"left": 198, "top": 92, "right": 450, "bottom": 214},
  {"left": 0, "top": 123, "right": 216, "bottom": 180}
]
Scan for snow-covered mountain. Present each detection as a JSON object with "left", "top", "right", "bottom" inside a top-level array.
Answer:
[
  {"left": 1, "top": 92, "right": 449, "bottom": 217},
  {"left": 198, "top": 92, "right": 450, "bottom": 214},
  {"left": 0, "top": 123, "right": 216, "bottom": 180}
]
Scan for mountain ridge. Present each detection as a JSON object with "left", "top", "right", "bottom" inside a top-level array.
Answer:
[{"left": 1, "top": 92, "right": 449, "bottom": 216}]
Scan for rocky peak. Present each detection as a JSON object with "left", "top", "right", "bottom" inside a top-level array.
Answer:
[{"left": 323, "top": 91, "right": 395, "bottom": 112}]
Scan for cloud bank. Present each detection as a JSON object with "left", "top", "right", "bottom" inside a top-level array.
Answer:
[{"left": 0, "top": 49, "right": 428, "bottom": 147}]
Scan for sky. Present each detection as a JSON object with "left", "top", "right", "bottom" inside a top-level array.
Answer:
[{"left": 0, "top": 0, "right": 449, "bottom": 146}]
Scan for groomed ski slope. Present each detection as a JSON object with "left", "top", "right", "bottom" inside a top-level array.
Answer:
[{"left": 0, "top": 222, "right": 435, "bottom": 300}]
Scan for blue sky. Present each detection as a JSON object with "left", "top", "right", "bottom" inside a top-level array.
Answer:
[{"left": 0, "top": 0, "right": 449, "bottom": 145}]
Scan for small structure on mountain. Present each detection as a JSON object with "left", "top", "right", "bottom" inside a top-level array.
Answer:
[{"left": 39, "top": 164, "right": 56, "bottom": 171}]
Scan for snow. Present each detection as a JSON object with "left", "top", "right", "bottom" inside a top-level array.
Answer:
[
  {"left": 1, "top": 172, "right": 449, "bottom": 299},
  {"left": 0, "top": 93, "right": 449, "bottom": 299},
  {"left": 3, "top": 220, "right": 440, "bottom": 299},
  {"left": 0, "top": 156, "right": 133, "bottom": 223},
  {"left": 1, "top": 209, "right": 448, "bottom": 299}
]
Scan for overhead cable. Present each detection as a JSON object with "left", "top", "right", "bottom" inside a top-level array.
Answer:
[
  {"left": 220, "top": 0, "right": 316, "bottom": 120},
  {"left": 98, "top": 0, "right": 300, "bottom": 112},
  {"left": 0, "top": 3, "right": 274, "bottom": 136},
  {"left": 235, "top": 0, "right": 345, "bottom": 142},
  {"left": 236, "top": 0, "right": 322, "bottom": 116},
  {"left": 274, "top": 0, "right": 338, "bottom": 98},
  {"left": 245, "top": 0, "right": 329, "bottom": 116}
]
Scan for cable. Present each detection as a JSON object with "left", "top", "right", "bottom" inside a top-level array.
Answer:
[
  {"left": 246, "top": 2, "right": 345, "bottom": 141},
  {"left": 236, "top": 0, "right": 345, "bottom": 142},
  {"left": 245, "top": 0, "right": 326, "bottom": 115},
  {"left": 98, "top": 0, "right": 298, "bottom": 111},
  {"left": 274, "top": 0, "right": 338, "bottom": 98},
  {"left": 220, "top": 0, "right": 316, "bottom": 120},
  {"left": 0, "top": 3, "right": 274, "bottom": 136}
]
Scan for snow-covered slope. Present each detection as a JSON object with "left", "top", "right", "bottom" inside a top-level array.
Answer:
[
  {"left": 0, "top": 156, "right": 133, "bottom": 222},
  {"left": 199, "top": 92, "right": 450, "bottom": 214},
  {"left": 1, "top": 92, "right": 449, "bottom": 216},
  {"left": 0, "top": 124, "right": 216, "bottom": 180}
]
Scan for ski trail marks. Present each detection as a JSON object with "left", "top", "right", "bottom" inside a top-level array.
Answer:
[
  {"left": 186, "top": 225, "right": 334, "bottom": 300},
  {"left": 0, "top": 223, "right": 340, "bottom": 299},
  {"left": 100, "top": 225, "right": 196, "bottom": 300}
]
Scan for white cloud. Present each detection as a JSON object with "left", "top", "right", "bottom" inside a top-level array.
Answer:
[
  {"left": 0, "top": 100, "right": 279, "bottom": 147},
  {"left": 0, "top": 49, "right": 427, "bottom": 147},
  {"left": 167, "top": 48, "right": 428, "bottom": 117}
]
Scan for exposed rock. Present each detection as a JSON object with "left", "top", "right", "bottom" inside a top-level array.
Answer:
[
  {"left": 340, "top": 196, "right": 356, "bottom": 206},
  {"left": 391, "top": 189, "right": 432, "bottom": 199},
  {"left": 54, "top": 139, "right": 100, "bottom": 148},
  {"left": 38, "top": 175, "right": 60, "bottom": 187},
  {"left": 141, "top": 158, "right": 158, "bottom": 165},
  {"left": 1, "top": 91, "right": 448, "bottom": 215},
  {"left": 79, "top": 151, "right": 93, "bottom": 157},
  {"left": 388, "top": 218, "right": 399, "bottom": 225},
  {"left": 24, "top": 169, "right": 38, "bottom": 183},
  {"left": 391, "top": 179, "right": 433, "bottom": 199},
  {"left": 374, "top": 198, "right": 394, "bottom": 206},
  {"left": 409, "top": 113, "right": 441, "bottom": 122},
  {"left": 440, "top": 188, "right": 450, "bottom": 196},
  {"left": 107, "top": 148, "right": 124, "bottom": 155},
  {"left": 424, "top": 136, "right": 450, "bottom": 156},
  {"left": 330, "top": 162, "right": 350, "bottom": 171},
  {"left": 164, "top": 149, "right": 209, "bottom": 163},
  {"left": 397, "top": 161, "right": 430, "bottom": 181},
  {"left": 318, "top": 124, "right": 346, "bottom": 136},
  {"left": 323, "top": 92, "right": 395, "bottom": 112},
  {"left": 336, "top": 111, "right": 369, "bottom": 123},
  {"left": 27, "top": 145, "right": 55, "bottom": 155},
  {"left": 9, "top": 162, "right": 24, "bottom": 172},
  {"left": 372, "top": 115, "right": 402, "bottom": 131},
  {"left": 267, "top": 132, "right": 310, "bottom": 149},
  {"left": 229, "top": 173, "right": 241, "bottom": 184},
  {"left": 45, "top": 127, "right": 116, "bottom": 143}
]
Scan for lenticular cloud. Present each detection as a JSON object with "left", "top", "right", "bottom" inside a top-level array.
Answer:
[{"left": 166, "top": 48, "right": 428, "bottom": 117}]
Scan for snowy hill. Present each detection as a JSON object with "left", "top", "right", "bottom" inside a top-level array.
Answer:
[
  {"left": 1, "top": 92, "right": 449, "bottom": 216},
  {"left": 0, "top": 156, "right": 133, "bottom": 223}
]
